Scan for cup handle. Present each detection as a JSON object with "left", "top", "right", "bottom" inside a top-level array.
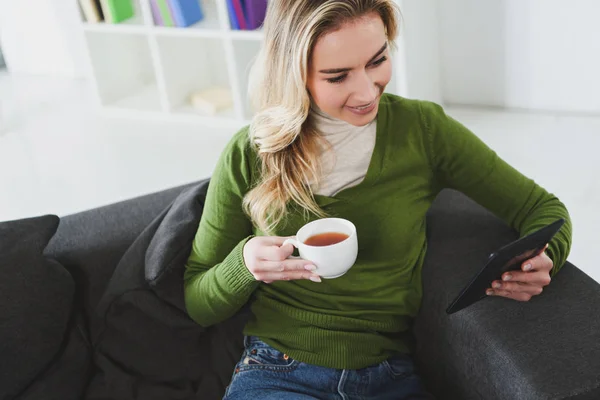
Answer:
[{"left": 282, "top": 238, "right": 301, "bottom": 259}]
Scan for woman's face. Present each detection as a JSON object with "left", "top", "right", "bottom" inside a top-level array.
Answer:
[{"left": 307, "top": 13, "right": 392, "bottom": 126}]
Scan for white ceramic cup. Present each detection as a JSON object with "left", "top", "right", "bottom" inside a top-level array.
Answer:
[{"left": 283, "top": 218, "right": 358, "bottom": 279}]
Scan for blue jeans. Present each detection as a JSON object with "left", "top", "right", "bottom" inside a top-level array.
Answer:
[{"left": 224, "top": 336, "right": 435, "bottom": 400}]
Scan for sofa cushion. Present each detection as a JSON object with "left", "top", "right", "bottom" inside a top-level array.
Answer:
[
  {"left": 45, "top": 182, "right": 197, "bottom": 339},
  {"left": 0, "top": 216, "right": 75, "bottom": 398},
  {"left": 90, "top": 179, "right": 248, "bottom": 400},
  {"left": 16, "top": 312, "right": 93, "bottom": 400},
  {"left": 414, "top": 189, "right": 600, "bottom": 400}
]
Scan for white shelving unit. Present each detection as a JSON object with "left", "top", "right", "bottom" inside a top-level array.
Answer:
[{"left": 80, "top": 0, "right": 411, "bottom": 128}]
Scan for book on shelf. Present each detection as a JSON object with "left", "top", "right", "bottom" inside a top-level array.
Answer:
[
  {"left": 169, "top": 0, "right": 204, "bottom": 27},
  {"left": 151, "top": 0, "right": 204, "bottom": 28},
  {"left": 79, "top": 0, "right": 104, "bottom": 23},
  {"left": 226, "top": 0, "right": 239, "bottom": 30},
  {"left": 99, "top": 0, "right": 135, "bottom": 24},
  {"left": 231, "top": 0, "right": 247, "bottom": 30},
  {"left": 150, "top": 0, "right": 164, "bottom": 25},
  {"left": 189, "top": 87, "right": 233, "bottom": 116},
  {"left": 154, "top": 0, "right": 175, "bottom": 27},
  {"left": 228, "top": 0, "right": 268, "bottom": 31},
  {"left": 243, "top": 0, "right": 268, "bottom": 30}
]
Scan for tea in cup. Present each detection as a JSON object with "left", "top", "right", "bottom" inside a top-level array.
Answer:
[{"left": 283, "top": 218, "right": 358, "bottom": 279}]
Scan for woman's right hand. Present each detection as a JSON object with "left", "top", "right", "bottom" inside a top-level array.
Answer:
[{"left": 243, "top": 236, "right": 322, "bottom": 284}]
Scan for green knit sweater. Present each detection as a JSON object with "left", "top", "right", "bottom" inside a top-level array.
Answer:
[{"left": 183, "top": 94, "right": 572, "bottom": 370}]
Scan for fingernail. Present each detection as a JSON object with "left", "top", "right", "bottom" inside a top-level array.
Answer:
[
  {"left": 486, "top": 289, "right": 494, "bottom": 296},
  {"left": 524, "top": 264, "right": 532, "bottom": 271},
  {"left": 493, "top": 282, "right": 502, "bottom": 289},
  {"left": 304, "top": 265, "right": 316, "bottom": 271},
  {"left": 503, "top": 274, "right": 512, "bottom": 281},
  {"left": 309, "top": 276, "right": 322, "bottom": 283}
]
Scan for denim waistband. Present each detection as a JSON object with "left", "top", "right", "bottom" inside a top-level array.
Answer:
[
  {"left": 243, "top": 335, "right": 413, "bottom": 363},
  {"left": 244, "top": 335, "right": 271, "bottom": 348},
  {"left": 228, "top": 336, "right": 432, "bottom": 399}
]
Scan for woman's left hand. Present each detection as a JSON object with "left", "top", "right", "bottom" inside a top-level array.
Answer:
[{"left": 486, "top": 244, "right": 553, "bottom": 301}]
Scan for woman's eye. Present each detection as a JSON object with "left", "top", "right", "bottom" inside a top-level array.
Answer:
[
  {"left": 371, "top": 56, "right": 387, "bottom": 67},
  {"left": 326, "top": 74, "right": 347, "bottom": 84}
]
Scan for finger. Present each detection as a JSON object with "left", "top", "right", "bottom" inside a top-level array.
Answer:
[
  {"left": 491, "top": 280, "right": 544, "bottom": 295},
  {"left": 255, "top": 259, "right": 316, "bottom": 273},
  {"left": 259, "top": 236, "right": 293, "bottom": 245},
  {"left": 499, "top": 271, "right": 552, "bottom": 287},
  {"left": 258, "top": 239, "right": 296, "bottom": 261},
  {"left": 522, "top": 251, "right": 553, "bottom": 272},
  {"left": 487, "top": 288, "right": 532, "bottom": 302},
  {"left": 254, "top": 270, "right": 321, "bottom": 283}
]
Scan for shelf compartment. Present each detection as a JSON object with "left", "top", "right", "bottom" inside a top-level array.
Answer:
[
  {"left": 156, "top": 35, "right": 233, "bottom": 117},
  {"left": 85, "top": 32, "right": 162, "bottom": 112}
]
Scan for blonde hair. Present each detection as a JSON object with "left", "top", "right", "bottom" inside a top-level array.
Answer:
[{"left": 243, "top": 0, "right": 400, "bottom": 234}]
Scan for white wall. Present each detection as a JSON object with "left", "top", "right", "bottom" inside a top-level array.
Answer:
[
  {"left": 396, "top": 0, "right": 443, "bottom": 104},
  {"left": 438, "top": 0, "right": 600, "bottom": 113},
  {"left": 0, "top": 0, "right": 90, "bottom": 78}
]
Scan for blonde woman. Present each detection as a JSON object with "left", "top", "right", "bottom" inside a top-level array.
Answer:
[{"left": 184, "top": 1, "right": 572, "bottom": 398}]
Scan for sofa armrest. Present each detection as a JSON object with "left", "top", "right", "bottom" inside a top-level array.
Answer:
[
  {"left": 414, "top": 189, "right": 600, "bottom": 400},
  {"left": 45, "top": 180, "right": 203, "bottom": 329}
]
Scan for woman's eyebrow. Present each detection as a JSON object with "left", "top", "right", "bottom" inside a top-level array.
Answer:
[{"left": 318, "top": 42, "right": 388, "bottom": 74}]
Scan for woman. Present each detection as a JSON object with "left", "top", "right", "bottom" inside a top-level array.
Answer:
[{"left": 184, "top": 1, "right": 572, "bottom": 399}]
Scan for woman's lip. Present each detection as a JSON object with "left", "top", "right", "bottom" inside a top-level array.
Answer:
[
  {"left": 346, "top": 99, "right": 377, "bottom": 115},
  {"left": 348, "top": 100, "right": 376, "bottom": 109}
]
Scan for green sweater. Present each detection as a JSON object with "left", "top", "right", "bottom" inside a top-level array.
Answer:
[{"left": 184, "top": 94, "right": 572, "bottom": 370}]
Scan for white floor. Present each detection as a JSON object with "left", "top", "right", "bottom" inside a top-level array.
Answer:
[{"left": 1, "top": 71, "right": 598, "bottom": 283}]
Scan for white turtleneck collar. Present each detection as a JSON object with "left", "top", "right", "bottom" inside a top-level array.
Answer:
[
  {"left": 309, "top": 103, "right": 376, "bottom": 137},
  {"left": 307, "top": 103, "right": 378, "bottom": 197}
]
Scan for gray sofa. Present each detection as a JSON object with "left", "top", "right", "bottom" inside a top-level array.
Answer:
[{"left": 1, "top": 178, "right": 598, "bottom": 400}]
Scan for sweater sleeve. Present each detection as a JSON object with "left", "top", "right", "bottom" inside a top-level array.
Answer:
[
  {"left": 183, "top": 128, "right": 259, "bottom": 327},
  {"left": 420, "top": 101, "right": 572, "bottom": 276}
]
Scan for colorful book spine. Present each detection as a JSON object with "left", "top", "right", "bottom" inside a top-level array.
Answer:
[
  {"left": 156, "top": 0, "right": 174, "bottom": 27},
  {"left": 242, "top": 0, "right": 268, "bottom": 30},
  {"left": 100, "top": 0, "right": 134, "bottom": 24},
  {"left": 79, "top": 0, "right": 104, "bottom": 23},
  {"left": 150, "top": 0, "right": 163, "bottom": 26},
  {"left": 231, "top": 0, "right": 247, "bottom": 30},
  {"left": 168, "top": 0, "right": 204, "bottom": 28},
  {"left": 226, "top": 0, "right": 239, "bottom": 30}
]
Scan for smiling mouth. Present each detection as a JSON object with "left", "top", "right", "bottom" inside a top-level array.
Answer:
[{"left": 348, "top": 100, "right": 376, "bottom": 110}]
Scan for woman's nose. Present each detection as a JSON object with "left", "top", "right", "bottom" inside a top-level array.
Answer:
[{"left": 353, "top": 72, "right": 379, "bottom": 104}]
